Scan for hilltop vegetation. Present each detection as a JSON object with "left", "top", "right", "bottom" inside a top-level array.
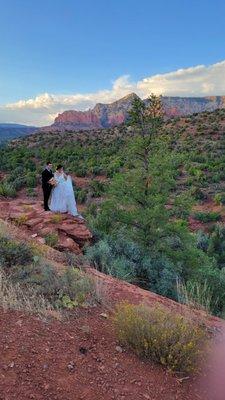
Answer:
[{"left": 1, "top": 98, "right": 225, "bottom": 316}]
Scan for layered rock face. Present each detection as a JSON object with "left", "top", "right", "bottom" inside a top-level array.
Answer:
[
  {"left": 41, "top": 94, "right": 225, "bottom": 133},
  {"left": 162, "top": 96, "right": 225, "bottom": 117},
  {"left": 54, "top": 110, "right": 102, "bottom": 130},
  {"left": 41, "top": 93, "right": 138, "bottom": 132}
]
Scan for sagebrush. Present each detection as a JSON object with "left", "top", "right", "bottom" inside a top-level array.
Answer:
[{"left": 113, "top": 302, "right": 207, "bottom": 373}]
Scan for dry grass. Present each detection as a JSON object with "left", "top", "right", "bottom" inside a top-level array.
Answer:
[
  {"left": 44, "top": 232, "right": 59, "bottom": 248},
  {"left": 50, "top": 213, "right": 63, "bottom": 224},
  {"left": 91, "top": 276, "right": 111, "bottom": 308},
  {"left": 22, "top": 204, "right": 33, "bottom": 211},
  {"left": 113, "top": 302, "right": 207, "bottom": 373},
  {"left": 176, "top": 279, "right": 217, "bottom": 314},
  {"left": 14, "top": 213, "right": 28, "bottom": 226},
  {"left": 0, "top": 270, "right": 55, "bottom": 318},
  {"left": 0, "top": 219, "right": 13, "bottom": 236}
]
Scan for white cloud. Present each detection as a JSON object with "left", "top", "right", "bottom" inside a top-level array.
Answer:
[{"left": 0, "top": 60, "right": 225, "bottom": 126}]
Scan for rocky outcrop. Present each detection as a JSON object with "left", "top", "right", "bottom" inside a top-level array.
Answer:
[
  {"left": 92, "top": 93, "right": 138, "bottom": 128},
  {"left": 0, "top": 198, "right": 92, "bottom": 254},
  {"left": 41, "top": 93, "right": 138, "bottom": 132},
  {"left": 54, "top": 110, "right": 102, "bottom": 130},
  {"left": 40, "top": 94, "right": 225, "bottom": 133}
]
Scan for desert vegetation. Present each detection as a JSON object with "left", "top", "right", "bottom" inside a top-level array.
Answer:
[
  {"left": 113, "top": 302, "right": 207, "bottom": 373},
  {"left": 1, "top": 99, "right": 225, "bottom": 317},
  {"left": 0, "top": 222, "right": 94, "bottom": 314}
]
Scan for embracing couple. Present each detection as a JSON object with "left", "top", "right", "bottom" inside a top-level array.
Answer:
[{"left": 41, "top": 162, "right": 83, "bottom": 219}]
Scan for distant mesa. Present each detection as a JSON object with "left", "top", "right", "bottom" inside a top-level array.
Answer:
[{"left": 40, "top": 93, "right": 225, "bottom": 133}]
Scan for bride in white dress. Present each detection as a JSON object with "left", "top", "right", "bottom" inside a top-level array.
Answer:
[{"left": 49, "top": 165, "right": 81, "bottom": 217}]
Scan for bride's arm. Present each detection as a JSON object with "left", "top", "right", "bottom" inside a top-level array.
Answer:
[{"left": 63, "top": 172, "right": 68, "bottom": 181}]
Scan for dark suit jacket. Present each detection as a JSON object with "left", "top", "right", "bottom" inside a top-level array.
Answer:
[{"left": 41, "top": 168, "right": 54, "bottom": 189}]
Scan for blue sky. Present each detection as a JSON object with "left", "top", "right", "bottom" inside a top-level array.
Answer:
[{"left": 0, "top": 0, "right": 225, "bottom": 125}]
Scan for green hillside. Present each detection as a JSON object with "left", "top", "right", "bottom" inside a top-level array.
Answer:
[{"left": 1, "top": 100, "right": 225, "bottom": 317}]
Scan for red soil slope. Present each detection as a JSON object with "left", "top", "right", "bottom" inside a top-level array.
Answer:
[{"left": 1, "top": 307, "right": 206, "bottom": 400}]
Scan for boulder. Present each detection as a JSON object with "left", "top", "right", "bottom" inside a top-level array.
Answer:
[
  {"left": 38, "top": 227, "right": 54, "bottom": 236},
  {"left": 24, "top": 217, "right": 43, "bottom": 227},
  {"left": 59, "top": 223, "right": 92, "bottom": 243},
  {"left": 57, "top": 237, "right": 81, "bottom": 254}
]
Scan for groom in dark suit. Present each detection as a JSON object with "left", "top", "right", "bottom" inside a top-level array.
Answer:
[{"left": 41, "top": 161, "right": 54, "bottom": 211}]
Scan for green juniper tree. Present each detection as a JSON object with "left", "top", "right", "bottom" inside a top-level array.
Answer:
[
  {"left": 87, "top": 95, "right": 212, "bottom": 298},
  {"left": 86, "top": 97, "right": 225, "bottom": 316}
]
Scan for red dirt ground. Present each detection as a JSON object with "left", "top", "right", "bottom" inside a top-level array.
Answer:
[
  {"left": 1, "top": 267, "right": 224, "bottom": 400},
  {"left": 0, "top": 307, "right": 206, "bottom": 400}
]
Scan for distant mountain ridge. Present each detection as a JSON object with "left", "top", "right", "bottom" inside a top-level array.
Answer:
[
  {"left": 162, "top": 95, "right": 225, "bottom": 117},
  {"left": 40, "top": 93, "right": 225, "bottom": 132},
  {"left": 0, "top": 123, "right": 37, "bottom": 143},
  {"left": 51, "top": 93, "right": 137, "bottom": 131}
]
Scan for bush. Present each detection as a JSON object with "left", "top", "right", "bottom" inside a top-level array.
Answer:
[
  {"left": 11, "top": 177, "right": 26, "bottom": 191},
  {"left": 0, "top": 182, "right": 16, "bottom": 198},
  {"left": 85, "top": 236, "right": 137, "bottom": 282},
  {"left": 14, "top": 213, "right": 28, "bottom": 226},
  {"left": 113, "top": 302, "right": 206, "bottom": 373},
  {"left": 207, "top": 224, "right": 225, "bottom": 269},
  {"left": 10, "top": 261, "right": 93, "bottom": 309},
  {"left": 190, "top": 186, "right": 207, "bottom": 201},
  {"left": 196, "top": 230, "right": 209, "bottom": 252},
  {"left": 50, "top": 214, "right": 63, "bottom": 224},
  {"left": 57, "top": 268, "right": 93, "bottom": 308},
  {"left": 0, "top": 236, "right": 33, "bottom": 269},
  {"left": 26, "top": 172, "right": 37, "bottom": 188},
  {"left": 27, "top": 188, "right": 37, "bottom": 197},
  {"left": 76, "top": 187, "right": 88, "bottom": 204},
  {"left": 211, "top": 173, "right": 221, "bottom": 183},
  {"left": 214, "top": 193, "right": 225, "bottom": 205},
  {"left": 85, "top": 225, "right": 213, "bottom": 301},
  {"left": 75, "top": 167, "right": 87, "bottom": 177},
  {"left": 12, "top": 261, "right": 60, "bottom": 298},
  {"left": 44, "top": 232, "right": 59, "bottom": 248},
  {"left": 90, "top": 180, "right": 106, "bottom": 198},
  {"left": 194, "top": 211, "right": 221, "bottom": 223},
  {"left": 91, "top": 165, "right": 104, "bottom": 176}
]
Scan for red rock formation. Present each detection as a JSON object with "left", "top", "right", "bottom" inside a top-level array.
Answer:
[
  {"left": 0, "top": 198, "right": 92, "bottom": 254},
  {"left": 40, "top": 94, "right": 225, "bottom": 133},
  {"left": 55, "top": 110, "right": 101, "bottom": 129},
  {"left": 108, "top": 112, "right": 126, "bottom": 126}
]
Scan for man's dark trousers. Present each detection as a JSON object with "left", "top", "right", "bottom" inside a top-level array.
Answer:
[{"left": 41, "top": 168, "right": 54, "bottom": 210}]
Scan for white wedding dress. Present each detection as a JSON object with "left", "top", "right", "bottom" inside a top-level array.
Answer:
[{"left": 49, "top": 173, "right": 79, "bottom": 216}]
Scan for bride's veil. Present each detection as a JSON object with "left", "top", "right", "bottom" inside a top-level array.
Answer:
[
  {"left": 64, "top": 175, "right": 74, "bottom": 194},
  {"left": 64, "top": 175, "right": 78, "bottom": 216}
]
